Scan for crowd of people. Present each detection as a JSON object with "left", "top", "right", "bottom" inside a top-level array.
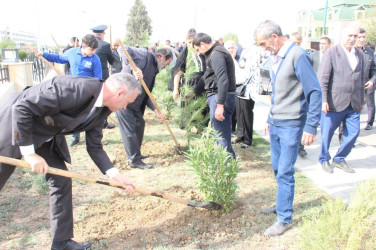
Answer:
[{"left": 0, "top": 20, "right": 374, "bottom": 249}]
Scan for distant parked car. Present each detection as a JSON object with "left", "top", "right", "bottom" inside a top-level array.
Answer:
[{"left": 257, "top": 56, "right": 272, "bottom": 95}]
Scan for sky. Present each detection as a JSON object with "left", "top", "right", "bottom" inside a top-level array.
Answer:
[{"left": 0, "top": 0, "right": 325, "bottom": 48}]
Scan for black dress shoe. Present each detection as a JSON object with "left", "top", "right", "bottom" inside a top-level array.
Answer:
[
  {"left": 332, "top": 160, "right": 355, "bottom": 173},
  {"left": 298, "top": 147, "right": 307, "bottom": 157},
  {"left": 130, "top": 161, "right": 153, "bottom": 169},
  {"left": 365, "top": 124, "right": 373, "bottom": 130},
  {"left": 106, "top": 123, "right": 116, "bottom": 129},
  {"left": 69, "top": 138, "right": 79, "bottom": 147},
  {"left": 51, "top": 240, "right": 92, "bottom": 250},
  {"left": 321, "top": 161, "right": 333, "bottom": 174},
  {"left": 232, "top": 138, "right": 243, "bottom": 144},
  {"left": 140, "top": 154, "right": 149, "bottom": 159}
]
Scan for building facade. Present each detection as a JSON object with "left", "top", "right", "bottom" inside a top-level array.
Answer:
[
  {"left": 296, "top": 0, "right": 376, "bottom": 50},
  {"left": 0, "top": 26, "right": 37, "bottom": 47}
]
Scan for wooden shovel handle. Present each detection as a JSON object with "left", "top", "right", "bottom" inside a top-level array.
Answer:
[
  {"left": 118, "top": 42, "right": 181, "bottom": 151},
  {"left": 24, "top": 42, "right": 63, "bottom": 76},
  {"left": 0, "top": 156, "right": 190, "bottom": 206}
]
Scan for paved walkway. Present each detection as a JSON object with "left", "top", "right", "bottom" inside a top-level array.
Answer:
[{"left": 253, "top": 95, "right": 376, "bottom": 203}]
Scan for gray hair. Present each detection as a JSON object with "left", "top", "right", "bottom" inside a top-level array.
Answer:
[
  {"left": 254, "top": 20, "right": 283, "bottom": 41},
  {"left": 106, "top": 73, "right": 141, "bottom": 96}
]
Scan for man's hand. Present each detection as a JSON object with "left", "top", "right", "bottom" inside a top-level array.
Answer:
[
  {"left": 322, "top": 102, "right": 329, "bottom": 114},
  {"left": 24, "top": 153, "right": 49, "bottom": 174},
  {"left": 133, "top": 67, "right": 143, "bottom": 80},
  {"left": 112, "top": 173, "right": 136, "bottom": 194},
  {"left": 215, "top": 104, "right": 225, "bottom": 121},
  {"left": 154, "top": 110, "right": 166, "bottom": 122},
  {"left": 301, "top": 132, "right": 316, "bottom": 146},
  {"left": 264, "top": 123, "right": 270, "bottom": 135},
  {"left": 365, "top": 81, "right": 374, "bottom": 90}
]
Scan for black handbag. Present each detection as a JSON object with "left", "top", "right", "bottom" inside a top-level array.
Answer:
[{"left": 236, "top": 83, "right": 246, "bottom": 96}]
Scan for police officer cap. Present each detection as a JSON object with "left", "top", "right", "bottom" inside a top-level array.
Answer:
[{"left": 91, "top": 25, "right": 108, "bottom": 33}]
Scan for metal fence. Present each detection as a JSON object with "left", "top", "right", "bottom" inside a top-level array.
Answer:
[
  {"left": 24, "top": 53, "right": 47, "bottom": 83},
  {"left": 0, "top": 64, "right": 9, "bottom": 83}
]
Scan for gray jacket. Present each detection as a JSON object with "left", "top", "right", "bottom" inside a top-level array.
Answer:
[{"left": 318, "top": 44, "right": 365, "bottom": 113}]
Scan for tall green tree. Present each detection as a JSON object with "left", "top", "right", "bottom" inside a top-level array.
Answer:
[{"left": 124, "top": 0, "right": 152, "bottom": 46}]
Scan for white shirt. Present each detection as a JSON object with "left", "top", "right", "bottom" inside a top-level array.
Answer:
[{"left": 341, "top": 44, "right": 358, "bottom": 71}]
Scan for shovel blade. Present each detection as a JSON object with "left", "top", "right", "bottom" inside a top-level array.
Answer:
[{"left": 188, "top": 200, "right": 223, "bottom": 210}]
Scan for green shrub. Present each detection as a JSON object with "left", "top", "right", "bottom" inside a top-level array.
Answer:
[
  {"left": 19, "top": 50, "right": 28, "bottom": 62},
  {"left": 185, "top": 127, "right": 239, "bottom": 213},
  {"left": 298, "top": 179, "right": 376, "bottom": 249}
]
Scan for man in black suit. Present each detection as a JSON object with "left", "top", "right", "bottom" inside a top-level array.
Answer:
[
  {"left": 356, "top": 28, "right": 376, "bottom": 130},
  {"left": 310, "top": 36, "right": 331, "bottom": 74},
  {"left": 91, "top": 25, "right": 116, "bottom": 129},
  {"left": 0, "top": 73, "right": 140, "bottom": 250},
  {"left": 117, "top": 44, "right": 172, "bottom": 169}
]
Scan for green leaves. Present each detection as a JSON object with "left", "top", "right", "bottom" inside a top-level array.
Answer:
[{"left": 185, "top": 127, "right": 239, "bottom": 213}]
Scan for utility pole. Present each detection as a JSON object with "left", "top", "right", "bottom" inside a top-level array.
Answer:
[{"left": 322, "top": 0, "right": 329, "bottom": 36}]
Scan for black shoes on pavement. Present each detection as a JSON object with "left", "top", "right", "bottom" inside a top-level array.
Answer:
[
  {"left": 321, "top": 161, "right": 333, "bottom": 174},
  {"left": 322, "top": 160, "right": 355, "bottom": 173},
  {"left": 365, "top": 124, "right": 373, "bottom": 130},
  {"left": 332, "top": 160, "right": 355, "bottom": 173},
  {"left": 298, "top": 147, "right": 307, "bottom": 157},
  {"left": 51, "top": 240, "right": 91, "bottom": 250}
]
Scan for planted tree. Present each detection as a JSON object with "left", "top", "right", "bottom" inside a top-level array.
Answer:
[
  {"left": 124, "top": 0, "right": 152, "bottom": 46},
  {"left": 176, "top": 47, "right": 209, "bottom": 146},
  {"left": 154, "top": 67, "right": 176, "bottom": 120},
  {"left": 185, "top": 127, "right": 239, "bottom": 213}
]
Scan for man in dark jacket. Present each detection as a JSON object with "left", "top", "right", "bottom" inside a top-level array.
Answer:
[
  {"left": 117, "top": 45, "right": 172, "bottom": 169},
  {"left": 0, "top": 73, "right": 139, "bottom": 250},
  {"left": 193, "top": 33, "right": 236, "bottom": 157}
]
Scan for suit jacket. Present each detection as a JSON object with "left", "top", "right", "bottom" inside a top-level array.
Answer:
[
  {"left": 95, "top": 37, "right": 115, "bottom": 80},
  {"left": 362, "top": 45, "right": 376, "bottom": 93},
  {"left": 318, "top": 44, "right": 365, "bottom": 113},
  {"left": 0, "top": 76, "right": 114, "bottom": 174},
  {"left": 310, "top": 50, "right": 320, "bottom": 74},
  {"left": 112, "top": 49, "right": 122, "bottom": 73}
]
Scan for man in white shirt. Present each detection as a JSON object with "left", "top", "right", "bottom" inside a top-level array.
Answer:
[{"left": 318, "top": 23, "right": 365, "bottom": 174}]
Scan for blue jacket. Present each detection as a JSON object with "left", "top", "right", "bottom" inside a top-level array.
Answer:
[{"left": 43, "top": 47, "right": 102, "bottom": 79}]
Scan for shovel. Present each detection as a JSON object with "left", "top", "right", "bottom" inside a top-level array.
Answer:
[{"left": 0, "top": 156, "right": 222, "bottom": 211}]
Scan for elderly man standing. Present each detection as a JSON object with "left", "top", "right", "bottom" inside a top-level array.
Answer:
[
  {"left": 193, "top": 33, "right": 237, "bottom": 158},
  {"left": 0, "top": 73, "right": 139, "bottom": 250},
  {"left": 319, "top": 23, "right": 365, "bottom": 174},
  {"left": 254, "top": 20, "right": 322, "bottom": 236}
]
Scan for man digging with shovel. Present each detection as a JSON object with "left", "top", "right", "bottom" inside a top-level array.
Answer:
[{"left": 0, "top": 73, "right": 139, "bottom": 250}]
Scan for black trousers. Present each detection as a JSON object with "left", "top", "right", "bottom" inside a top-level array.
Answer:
[
  {"left": 116, "top": 108, "right": 145, "bottom": 164},
  {"left": 366, "top": 88, "right": 375, "bottom": 126},
  {"left": 0, "top": 141, "right": 73, "bottom": 242},
  {"left": 235, "top": 97, "right": 255, "bottom": 145}
]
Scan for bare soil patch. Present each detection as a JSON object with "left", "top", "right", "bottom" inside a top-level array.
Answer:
[{"left": 0, "top": 111, "right": 328, "bottom": 249}]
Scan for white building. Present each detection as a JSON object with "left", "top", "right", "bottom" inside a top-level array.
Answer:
[{"left": 0, "top": 26, "right": 37, "bottom": 47}]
